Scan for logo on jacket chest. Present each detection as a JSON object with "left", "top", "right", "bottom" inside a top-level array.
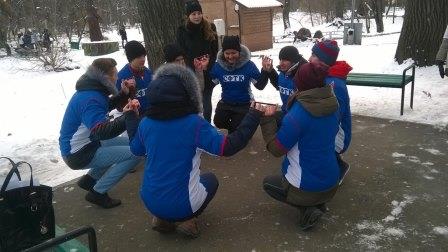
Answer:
[
  {"left": 279, "top": 86, "right": 294, "bottom": 96},
  {"left": 136, "top": 88, "right": 146, "bottom": 98},
  {"left": 223, "top": 75, "right": 245, "bottom": 82}
]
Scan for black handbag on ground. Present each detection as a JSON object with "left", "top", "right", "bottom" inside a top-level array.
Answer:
[{"left": 0, "top": 157, "right": 55, "bottom": 251}]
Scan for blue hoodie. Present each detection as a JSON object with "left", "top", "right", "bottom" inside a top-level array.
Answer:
[{"left": 116, "top": 63, "right": 152, "bottom": 113}]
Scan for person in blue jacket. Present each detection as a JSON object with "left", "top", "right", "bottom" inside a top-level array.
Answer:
[
  {"left": 261, "top": 46, "right": 308, "bottom": 114},
  {"left": 116, "top": 40, "right": 152, "bottom": 114},
  {"left": 211, "top": 35, "right": 270, "bottom": 133},
  {"left": 260, "top": 62, "right": 340, "bottom": 231},
  {"left": 125, "top": 63, "right": 267, "bottom": 238},
  {"left": 59, "top": 58, "right": 141, "bottom": 209},
  {"left": 308, "top": 40, "right": 352, "bottom": 184}
]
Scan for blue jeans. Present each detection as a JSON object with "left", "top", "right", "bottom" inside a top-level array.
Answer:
[{"left": 87, "top": 136, "right": 141, "bottom": 194}]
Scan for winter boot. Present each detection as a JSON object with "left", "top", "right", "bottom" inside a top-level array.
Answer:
[
  {"left": 176, "top": 218, "right": 200, "bottom": 238},
  {"left": 152, "top": 217, "right": 175, "bottom": 233},
  {"left": 85, "top": 190, "right": 121, "bottom": 209},
  {"left": 77, "top": 174, "right": 96, "bottom": 191},
  {"left": 299, "top": 206, "right": 324, "bottom": 231}
]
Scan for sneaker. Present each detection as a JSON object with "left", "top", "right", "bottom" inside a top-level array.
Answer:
[
  {"left": 152, "top": 217, "right": 175, "bottom": 233},
  {"left": 299, "top": 206, "right": 323, "bottom": 231},
  {"left": 176, "top": 218, "right": 200, "bottom": 238},
  {"left": 338, "top": 158, "right": 350, "bottom": 185},
  {"left": 77, "top": 174, "right": 96, "bottom": 191},
  {"left": 85, "top": 191, "right": 121, "bottom": 209}
]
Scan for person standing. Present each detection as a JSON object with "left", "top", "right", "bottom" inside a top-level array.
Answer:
[
  {"left": 116, "top": 40, "right": 152, "bottom": 115},
  {"left": 176, "top": 0, "right": 218, "bottom": 122},
  {"left": 59, "top": 58, "right": 141, "bottom": 209},
  {"left": 118, "top": 26, "right": 128, "bottom": 48}
]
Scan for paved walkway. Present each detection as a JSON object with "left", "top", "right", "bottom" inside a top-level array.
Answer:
[{"left": 53, "top": 115, "right": 448, "bottom": 251}]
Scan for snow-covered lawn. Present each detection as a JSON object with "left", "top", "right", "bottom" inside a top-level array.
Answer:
[{"left": 0, "top": 11, "right": 447, "bottom": 187}]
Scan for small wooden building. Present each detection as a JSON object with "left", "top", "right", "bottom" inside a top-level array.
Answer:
[{"left": 199, "top": 0, "right": 282, "bottom": 51}]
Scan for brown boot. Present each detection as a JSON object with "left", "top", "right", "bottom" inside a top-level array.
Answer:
[
  {"left": 176, "top": 218, "right": 200, "bottom": 238},
  {"left": 151, "top": 217, "right": 175, "bottom": 233}
]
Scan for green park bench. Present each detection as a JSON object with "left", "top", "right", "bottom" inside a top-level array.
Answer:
[
  {"left": 23, "top": 226, "right": 97, "bottom": 252},
  {"left": 346, "top": 64, "right": 416, "bottom": 115}
]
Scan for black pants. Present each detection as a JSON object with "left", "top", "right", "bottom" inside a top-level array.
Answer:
[
  {"left": 202, "top": 73, "right": 215, "bottom": 122},
  {"left": 263, "top": 175, "right": 338, "bottom": 207},
  {"left": 213, "top": 100, "right": 250, "bottom": 133}
]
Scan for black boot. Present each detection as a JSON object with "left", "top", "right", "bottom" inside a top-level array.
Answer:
[
  {"left": 85, "top": 190, "right": 121, "bottom": 209},
  {"left": 77, "top": 174, "right": 96, "bottom": 191},
  {"left": 298, "top": 206, "right": 323, "bottom": 231}
]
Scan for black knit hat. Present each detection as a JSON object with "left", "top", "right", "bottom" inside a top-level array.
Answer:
[
  {"left": 124, "top": 40, "right": 146, "bottom": 62},
  {"left": 163, "top": 44, "right": 185, "bottom": 63},
  {"left": 279, "top": 46, "right": 301, "bottom": 64},
  {"left": 185, "top": 0, "right": 202, "bottom": 16},
  {"left": 222, "top": 36, "right": 241, "bottom": 52}
]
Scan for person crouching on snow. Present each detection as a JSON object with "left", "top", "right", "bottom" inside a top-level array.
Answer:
[
  {"left": 307, "top": 40, "right": 352, "bottom": 184},
  {"left": 125, "top": 63, "right": 269, "bottom": 238},
  {"left": 59, "top": 58, "right": 142, "bottom": 209},
  {"left": 211, "top": 35, "right": 269, "bottom": 133},
  {"left": 260, "top": 62, "right": 340, "bottom": 231}
]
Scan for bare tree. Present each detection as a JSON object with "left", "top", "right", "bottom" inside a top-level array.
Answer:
[
  {"left": 283, "top": 0, "right": 291, "bottom": 31},
  {"left": 395, "top": 0, "right": 448, "bottom": 66},
  {"left": 135, "top": 0, "right": 184, "bottom": 69},
  {"left": 370, "top": 0, "right": 384, "bottom": 33},
  {"left": 0, "top": 0, "right": 12, "bottom": 56},
  {"left": 85, "top": 0, "right": 103, "bottom": 41}
]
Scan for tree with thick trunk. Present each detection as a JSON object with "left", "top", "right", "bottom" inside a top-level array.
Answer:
[
  {"left": 85, "top": 0, "right": 103, "bottom": 41},
  {"left": 135, "top": 0, "right": 184, "bottom": 70},
  {"left": 395, "top": 0, "right": 448, "bottom": 66},
  {"left": 283, "top": 0, "right": 291, "bottom": 31},
  {"left": 335, "top": 0, "right": 345, "bottom": 19},
  {"left": 370, "top": 0, "right": 384, "bottom": 33},
  {"left": 0, "top": 0, "right": 12, "bottom": 56}
]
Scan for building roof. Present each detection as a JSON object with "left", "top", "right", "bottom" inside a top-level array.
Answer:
[{"left": 235, "top": 0, "right": 283, "bottom": 9}]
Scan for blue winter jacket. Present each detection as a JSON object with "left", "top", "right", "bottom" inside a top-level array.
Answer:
[
  {"left": 116, "top": 63, "right": 152, "bottom": 113},
  {"left": 326, "top": 61, "right": 352, "bottom": 154},
  {"left": 210, "top": 45, "right": 267, "bottom": 103}
]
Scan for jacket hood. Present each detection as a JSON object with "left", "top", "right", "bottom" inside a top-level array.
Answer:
[
  {"left": 75, "top": 65, "right": 118, "bottom": 95},
  {"left": 328, "top": 61, "right": 352, "bottom": 79},
  {"left": 289, "top": 86, "right": 339, "bottom": 117},
  {"left": 216, "top": 45, "right": 251, "bottom": 71},
  {"left": 146, "top": 63, "right": 202, "bottom": 120}
]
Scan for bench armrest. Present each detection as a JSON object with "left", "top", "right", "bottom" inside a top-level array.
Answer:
[{"left": 403, "top": 63, "right": 416, "bottom": 80}]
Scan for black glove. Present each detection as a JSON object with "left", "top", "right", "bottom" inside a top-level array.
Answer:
[{"left": 437, "top": 60, "right": 445, "bottom": 78}]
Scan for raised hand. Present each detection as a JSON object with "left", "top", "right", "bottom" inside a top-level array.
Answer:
[
  {"left": 261, "top": 56, "right": 273, "bottom": 71},
  {"left": 123, "top": 98, "right": 140, "bottom": 116},
  {"left": 121, "top": 78, "right": 136, "bottom": 94}
]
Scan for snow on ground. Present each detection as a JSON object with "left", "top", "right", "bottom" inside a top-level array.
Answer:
[{"left": 0, "top": 11, "right": 447, "bottom": 187}]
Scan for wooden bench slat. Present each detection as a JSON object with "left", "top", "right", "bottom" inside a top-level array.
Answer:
[{"left": 346, "top": 73, "right": 413, "bottom": 88}]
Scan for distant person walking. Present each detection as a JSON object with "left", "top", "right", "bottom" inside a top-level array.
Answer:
[{"left": 119, "top": 26, "right": 128, "bottom": 48}]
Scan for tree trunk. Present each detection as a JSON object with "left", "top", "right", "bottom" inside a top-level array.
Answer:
[
  {"left": 283, "top": 0, "right": 291, "bottom": 31},
  {"left": 395, "top": 0, "right": 448, "bottom": 66},
  {"left": 369, "top": 0, "right": 384, "bottom": 33},
  {"left": 335, "top": 0, "right": 345, "bottom": 19},
  {"left": 85, "top": 0, "right": 103, "bottom": 41},
  {"left": 136, "top": 0, "right": 184, "bottom": 70},
  {"left": 308, "top": 0, "right": 314, "bottom": 27}
]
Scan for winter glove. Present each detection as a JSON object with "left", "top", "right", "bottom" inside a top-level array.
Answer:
[{"left": 437, "top": 60, "right": 445, "bottom": 79}]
